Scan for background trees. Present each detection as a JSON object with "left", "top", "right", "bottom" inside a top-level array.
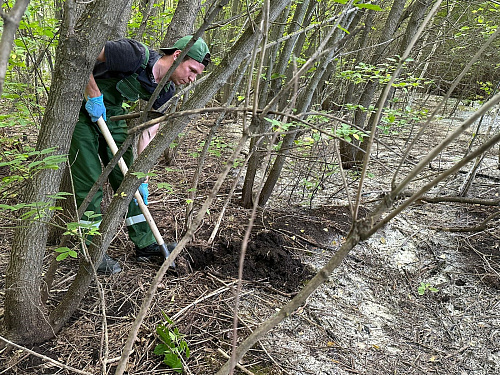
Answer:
[{"left": 1, "top": 0, "right": 499, "bottom": 374}]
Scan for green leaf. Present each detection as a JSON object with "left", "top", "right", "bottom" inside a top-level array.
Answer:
[
  {"left": 337, "top": 25, "right": 350, "bottom": 34},
  {"left": 163, "top": 313, "right": 174, "bottom": 325},
  {"left": 169, "top": 331, "right": 177, "bottom": 341},
  {"left": 163, "top": 352, "right": 182, "bottom": 372},
  {"left": 355, "top": 3, "right": 383, "bottom": 11},
  {"left": 156, "top": 326, "right": 172, "bottom": 345},
  {"left": 0, "top": 204, "right": 17, "bottom": 211},
  {"left": 154, "top": 343, "right": 169, "bottom": 355},
  {"left": 68, "top": 250, "right": 78, "bottom": 258},
  {"left": 55, "top": 247, "right": 71, "bottom": 253},
  {"left": 270, "top": 72, "right": 285, "bottom": 80},
  {"left": 56, "top": 253, "right": 69, "bottom": 261}
]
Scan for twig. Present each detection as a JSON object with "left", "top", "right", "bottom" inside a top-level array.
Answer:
[
  {"left": 0, "top": 353, "right": 30, "bottom": 375},
  {"left": 105, "top": 350, "right": 134, "bottom": 364},
  {"left": 465, "top": 239, "right": 500, "bottom": 279},
  {"left": 217, "top": 349, "right": 256, "bottom": 375},
  {"left": 0, "top": 335, "right": 93, "bottom": 375},
  {"left": 431, "top": 211, "right": 500, "bottom": 232},
  {"left": 186, "top": 58, "right": 249, "bottom": 230},
  {"left": 171, "top": 282, "right": 237, "bottom": 322},
  {"left": 268, "top": 226, "right": 333, "bottom": 250},
  {"left": 235, "top": 311, "right": 293, "bottom": 375}
]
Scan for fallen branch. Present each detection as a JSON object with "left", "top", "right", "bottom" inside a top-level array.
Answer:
[
  {"left": 431, "top": 211, "right": 500, "bottom": 232},
  {"left": 0, "top": 335, "right": 93, "bottom": 375},
  {"left": 402, "top": 192, "right": 500, "bottom": 206}
]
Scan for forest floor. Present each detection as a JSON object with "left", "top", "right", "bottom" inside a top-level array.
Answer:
[{"left": 0, "top": 96, "right": 499, "bottom": 375}]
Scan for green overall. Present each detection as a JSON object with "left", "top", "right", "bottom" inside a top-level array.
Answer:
[{"left": 69, "top": 46, "right": 160, "bottom": 249}]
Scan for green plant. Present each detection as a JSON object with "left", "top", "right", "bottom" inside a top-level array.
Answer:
[
  {"left": 154, "top": 311, "right": 190, "bottom": 373},
  {"left": 378, "top": 106, "right": 428, "bottom": 135},
  {"left": 418, "top": 282, "right": 439, "bottom": 295},
  {"left": 64, "top": 211, "right": 102, "bottom": 237},
  {"left": 335, "top": 123, "right": 367, "bottom": 142},
  {"left": 54, "top": 246, "right": 78, "bottom": 261},
  {"left": 198, "top": 137, "right": 230, "bottom": 158}
]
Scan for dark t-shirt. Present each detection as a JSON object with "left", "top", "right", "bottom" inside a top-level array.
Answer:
[{"left": 93, "top": 39, "right": 174, "bottom": 111}]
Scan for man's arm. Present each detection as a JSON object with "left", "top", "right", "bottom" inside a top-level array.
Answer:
[
  {"left": 85, "top": 47, "right": 106, "bottom": 98},
  {"left": 137, "top": 124, "right": 160, "bottom": 155}
]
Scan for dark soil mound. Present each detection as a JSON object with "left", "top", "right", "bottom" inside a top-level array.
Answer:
[{"left": 185, "top": 231, "right": 312, "bottom": 292}]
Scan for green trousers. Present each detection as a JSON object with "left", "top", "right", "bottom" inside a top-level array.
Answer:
[{"left": 69, "top": 80, "right": 156, "bottom": 250}]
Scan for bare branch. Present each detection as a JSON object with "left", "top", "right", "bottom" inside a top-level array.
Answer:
[{"left": 0, "top": 335, "right": 93, "bottom": 375}]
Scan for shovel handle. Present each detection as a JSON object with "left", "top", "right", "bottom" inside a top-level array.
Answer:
[{"left": 96, "top": 117, "right": 166, "bottom": 248}]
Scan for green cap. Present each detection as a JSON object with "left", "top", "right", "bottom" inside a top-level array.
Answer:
[{"left": 160, "top": 35, "right": 211, "bottom": 66}]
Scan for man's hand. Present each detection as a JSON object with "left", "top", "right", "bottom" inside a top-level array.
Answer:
[
  {"left": 137, "top": 182, "right": 149, "bottom": 205},
  {"left": 85, "top": 94, "right": 107, "bottom": 122}
]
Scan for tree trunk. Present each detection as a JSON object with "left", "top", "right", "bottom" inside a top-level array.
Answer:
[
  {"left": 259, "top": 7, "right": 361, "bottom": 206},
  {"left": 240, "top": 131, "right": 262, "bottom": 208},
  {"left": 162, "top": 0, "right": 202, "bottom": 164},
  {"left": 269, "top": 0, "right": 311, "bottom": 101},
  {"left": 110, "top": 0, "right": 132, "bottom": 39},
  {"left": 221, "top": 0, "right": 245, "bottom": 104},
  {"left": 163, "top": 0, "right": 202, "bottom": 46},
  {"left": 385, "top": 0, "right": 433, "bottom": 106},
  {"left": 241, "top": 0, "right": 309, "bottom": 207},
  {"left": 3, "top": 0, "right": 129, "bottom": 345},
  {"left": 135, "top": 0, "right": 156, "bottom": 41},
  {"left": 355, "top": 0, "right": 434, "bottom": 164},
  {"left": 46, "top": 166, "right": 77, "bottom": 246},
  {"left": 342, "top": 10, "right": 376, "bottom": 108},
  {"left": 340, "top": 0, "right": 406, "bottom": 169},
  {"left": 239, "top": 7, "right": 290, "bottom": 208}
]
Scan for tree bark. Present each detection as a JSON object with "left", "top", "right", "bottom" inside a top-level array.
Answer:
[
  {"left": 3, "top": 0, "right": 129, "bottom": 345},
  {"left": 163, "top": 0, "right": 201, "bottom": 46},
  {"left": 241, "top": 0, "right": 309, "bottom": 208},
  {"left": 110, "top": 0, "right": 132, "bottom": 39},
  {"left": 161, "top": 0, "right": 202, "bottom": 164}
]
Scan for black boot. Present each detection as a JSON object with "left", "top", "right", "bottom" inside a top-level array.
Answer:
[
  {"left": 136, "top": 243, "right": 176, "bottom": 264},
  {"left": 97, "top": 254, "right": 122, "bottom": 275}
]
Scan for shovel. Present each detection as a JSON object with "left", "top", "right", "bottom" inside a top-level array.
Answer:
[{"left": 96, "top": 116, "right": 175, "bottom": 267}]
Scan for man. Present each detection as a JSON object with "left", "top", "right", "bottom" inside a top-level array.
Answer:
[{"left": 71, "top": 35, "right": 210, "bottom": 274}]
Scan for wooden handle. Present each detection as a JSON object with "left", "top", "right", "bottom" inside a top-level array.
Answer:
[{"left": 96, "top": 117, "right": 165, "bottom": 247}]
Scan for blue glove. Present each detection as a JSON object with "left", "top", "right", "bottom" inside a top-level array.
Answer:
[
  {"left": 85, "top": 94, "right": 106, "bottom": 122},
  {"left": 137, "top": 182, "right": 149, "bottom": 205}
]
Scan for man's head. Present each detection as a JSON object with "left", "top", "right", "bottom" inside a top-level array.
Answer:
[
  {"left": 161, "top": 35, "right": 211, "bottom": 67},
  {"left": 160, "top": 36, "right": 210, "bottom": 85}
]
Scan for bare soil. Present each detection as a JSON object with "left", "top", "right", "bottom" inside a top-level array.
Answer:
[{"left": 1, "top": 98, "right": 499, "bottom": 374}]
